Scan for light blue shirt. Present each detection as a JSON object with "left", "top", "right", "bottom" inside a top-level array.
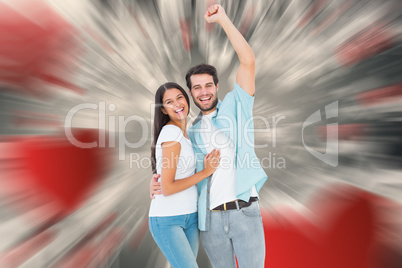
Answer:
[{"left": 188, "top": 82, "right": 268, "bottom": 231}]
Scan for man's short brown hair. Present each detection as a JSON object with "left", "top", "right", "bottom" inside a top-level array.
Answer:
[{"left": 185, "top": 63, "right": 219, "bottom": 90}]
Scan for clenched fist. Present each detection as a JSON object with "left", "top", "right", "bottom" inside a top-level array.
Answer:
[{"left": 204, "top": 4, "right": 227, "bottom": 24}]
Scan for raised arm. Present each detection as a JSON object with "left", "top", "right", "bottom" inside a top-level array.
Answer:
[
  {"left": 205, "top": 4, "right": 255, "bottom": 96},
  {"left": 159, "top": 141, "right": 220, "bottom": 196}
]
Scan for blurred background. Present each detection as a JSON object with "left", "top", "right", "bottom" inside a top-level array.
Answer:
[{"left": 0, "top": 0, "right": 401, "bottom": 267}]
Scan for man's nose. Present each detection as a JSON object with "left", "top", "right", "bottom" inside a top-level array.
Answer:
[{"left": 200, "top": 86, "right": 208, "bottom": 94}]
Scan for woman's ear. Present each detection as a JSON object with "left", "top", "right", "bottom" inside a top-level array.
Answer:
[{"left": 161, "top": 107, "right": 167, "bottom": 115}]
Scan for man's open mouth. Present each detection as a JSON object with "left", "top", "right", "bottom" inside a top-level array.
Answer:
[{"left": 200, "top": 96, "right": 211, "bottom": 103}]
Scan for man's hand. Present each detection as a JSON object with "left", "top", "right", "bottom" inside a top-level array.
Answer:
[
  {"left": 204, "top": 4, "right": 255, "bottom": 96},
  {"left": 150, "top": 174, "right": 162, "bottom": 199},
  {"left": 204, "top": 4, "right": 226, "bottom": 24}
]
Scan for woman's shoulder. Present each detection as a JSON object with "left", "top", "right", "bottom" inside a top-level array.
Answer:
[
  {"left": 160, "top": 124, "right": 183, "bottom": 135},
  {"left": 157, "top": 125, "right": 184, "bottom": 145}
]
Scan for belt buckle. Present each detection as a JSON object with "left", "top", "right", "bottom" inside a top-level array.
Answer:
[{"left": 211, "top": 203, "right": 226, "bottom": 212}]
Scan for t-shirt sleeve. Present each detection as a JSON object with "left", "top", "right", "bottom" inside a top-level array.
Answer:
[{"left": 157, "top": 125, "right": 183, "bottom": 145}]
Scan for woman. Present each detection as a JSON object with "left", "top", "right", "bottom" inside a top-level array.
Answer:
[{"left": 149, "top": 82, "right": 220, "bottom": 268}]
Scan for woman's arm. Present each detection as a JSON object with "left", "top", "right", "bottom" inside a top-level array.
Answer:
[{"left": 160, "top": 141, "right": 220, "bottom": 196}]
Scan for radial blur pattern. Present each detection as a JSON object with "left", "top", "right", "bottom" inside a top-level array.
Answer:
[{"left": 0, "top": 0, "right": 401, "bottom": 267}]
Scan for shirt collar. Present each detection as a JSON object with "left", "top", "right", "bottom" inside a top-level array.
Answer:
[{"left": 192, "top": 99, "right": 221, "bottom": 126}]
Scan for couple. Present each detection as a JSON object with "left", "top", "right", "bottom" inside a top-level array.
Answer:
[{"left": 148, "top": 5, "right": 267, "bottom": 268}]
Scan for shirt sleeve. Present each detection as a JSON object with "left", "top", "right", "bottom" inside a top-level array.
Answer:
[
  {"left": 233, "top": 82, "right": 254, "bottom": 115},
  {"left": 157, "top": 125, "right": 183, "bottom": 145}
]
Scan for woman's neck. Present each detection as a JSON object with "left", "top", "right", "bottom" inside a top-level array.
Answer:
[{"left": 167, "top": 119, "right": 187, "bottom": 133}]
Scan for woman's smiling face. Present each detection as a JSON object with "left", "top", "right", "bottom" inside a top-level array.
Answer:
[{"left": 161, "top": 88, "right": 189, "bottom": 121}]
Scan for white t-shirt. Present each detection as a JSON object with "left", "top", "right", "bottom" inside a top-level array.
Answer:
[
  {"left": 200, "top": 111, "right": 258, "bottom": 210},
  {"left": 148, "top": 125, "right": 197, "bottom": 217}
]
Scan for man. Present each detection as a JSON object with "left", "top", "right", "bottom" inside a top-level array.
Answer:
[{"left": 150, "top": 5, "right": 267, "bottom": 267}]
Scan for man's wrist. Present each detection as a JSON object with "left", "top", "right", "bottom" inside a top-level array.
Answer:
[{"left": 217, "top": 15, "right": 230, "bottom": 27}]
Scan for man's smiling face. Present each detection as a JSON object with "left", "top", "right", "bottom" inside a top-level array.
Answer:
[{"left": 189, "top": 73, "right": 219, "bottom": 114}]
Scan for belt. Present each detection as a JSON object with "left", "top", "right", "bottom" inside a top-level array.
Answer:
[{"left": 211, "top": 197, "right": 258, "bottom": 212}]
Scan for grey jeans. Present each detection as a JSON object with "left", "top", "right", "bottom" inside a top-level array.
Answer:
[{"left": 201, "top": 201, "right": 265, "bottom": 268}]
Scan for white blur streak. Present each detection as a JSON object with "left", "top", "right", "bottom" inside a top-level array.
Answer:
[
  {"left": 156, "top": 0, "right": 192, "bottom": 67},
  {"left": 195, "top": 0, "right": 237, "bottom": 72}
]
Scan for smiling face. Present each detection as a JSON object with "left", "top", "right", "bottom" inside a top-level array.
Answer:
[
  {"left": 161, "top": 88, "right": 189, "bottom": 122},
  {"left": 189, "top": 73, "right": 218, "bottom": 114}
]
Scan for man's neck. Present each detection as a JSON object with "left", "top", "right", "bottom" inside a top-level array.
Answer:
[{"left": 201, "top": 107, "right": 217, "bottom": 116}]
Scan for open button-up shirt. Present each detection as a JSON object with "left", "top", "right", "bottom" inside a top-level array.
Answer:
[{"left": 188, "top": 82, "right": 268, "bottom": 231}]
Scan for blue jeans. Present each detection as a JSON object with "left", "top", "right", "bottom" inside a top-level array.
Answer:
[
  {"left": 149, "top": 212, "right": 199, "bottom": 268},
  {"left": 201, "top": 201, "right": 265, "bottom": 268}
]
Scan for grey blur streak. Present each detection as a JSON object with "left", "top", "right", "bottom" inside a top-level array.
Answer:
[{"left": 0, "top": 0, "right": 402, "bottom": 267}]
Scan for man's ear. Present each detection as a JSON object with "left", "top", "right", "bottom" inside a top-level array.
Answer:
[
  {"left": 161, "top": 107, "right": 167, "bottom": 115},
  {"left": 216, "top": 83, "right": 219, "bottom": 92}
]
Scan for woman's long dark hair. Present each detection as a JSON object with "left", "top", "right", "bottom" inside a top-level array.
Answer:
[{"left": 151, "top": 82, "right": 190, "bottom": 174}]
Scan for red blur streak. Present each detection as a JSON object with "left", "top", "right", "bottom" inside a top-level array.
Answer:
[
  {"left": 127, "top": 6, "right": 149, "bottom": 39},
  {"left": 92, "top": 228, "right": 125, "bottom": 266},
  {"left": 0, "top": 1, "right": 80, "bottom": 95},
  {"left": 38, "top": 73, "right": 85, "bottom": 95},
  {"left": 128, "top": 217, "right": 149, "bottom": 251},
  {"left": 12, "top": 110, "right": 61, "bottom": 128},
  {"left": 0, "top": 230, "right": 56, "bottom": 267},
  {"left": 54, "top": 246, "right": 95, "bottom": 268},
  {"left": 82, "top": 213, "right": 119, "bottom": 242},
  {"left": 312, "top": 1, "right": 350, "bottom": 35},
  {"left": 0, "top": 137, "right": 66, "bottom": 227},
  {"left": 262, "top": 183, "right": 402, "bottom": 268},
  {"left": 335, "top": 22, "right": 396, "bottom": 67},
  {"left": 180, "top": 19, "right": 193, "bottom": 51},
  {"left": 51, "top": 213, "right": 119, "bottom": 267},
  {"left": 356, "top": 83, "right": 402, "bottom": 107},
  {"left": 83, "top": 26, "right": 115, "bottom": 54},
  {"left": 318, "top": 123, "right": 367, "bottom": 141},
  {"left": 298, "top": 0, "right": 329, "bottom": 28},
  {"left": 238, "top": 6, "right": 256, "bottom": 37},
  {"left": 16, "top": 128, "right": 112, "bottom": 215},
  {"left": 53, "top": 228, "right": 124, "bottom": 268}
]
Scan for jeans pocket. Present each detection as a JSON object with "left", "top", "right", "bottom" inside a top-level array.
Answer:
[{"left": 240, "top": 202, "right": 261, "bottom": 218}]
